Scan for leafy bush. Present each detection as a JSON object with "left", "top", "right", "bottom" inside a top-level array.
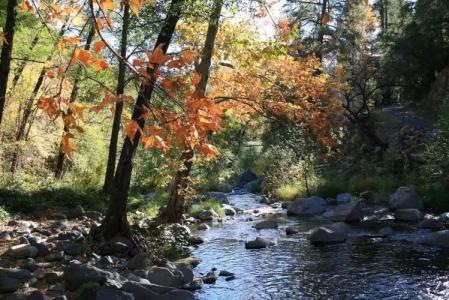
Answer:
[{"left": 188, "top": 200, "right": 224, "bottom": 217}]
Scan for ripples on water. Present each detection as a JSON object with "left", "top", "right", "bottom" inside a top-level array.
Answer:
[{"left": 192, "top": 193, "right": 449, "bottom": 300}]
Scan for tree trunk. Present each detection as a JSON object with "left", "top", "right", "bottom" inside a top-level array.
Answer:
[
  {"left": 11, "top": 33, "right": 40, "bottom": 88},
  {"left": 93, "top": 0, "right": 184, "bottom": 240},
  {"left": 0, "top": 0, "right": 18, "bottom": 127},
  {"left": 103, "top": 2, "right": 131, "bottom": 192},
  {"left": 159, "top": 0, "right": 223, "bottom": 223},
  {"left": 55, "top": 22, "right": 96, "bottom": 179},
  {"left": 316, "top": 0, "right": 328, "bottom": 61},
  {"left": 10, "top": 19, "right": 69, "bottom": 173}
]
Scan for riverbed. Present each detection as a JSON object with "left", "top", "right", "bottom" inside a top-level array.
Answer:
[{"left": 193, "top": 192, "right": 449, "bottom": 299}]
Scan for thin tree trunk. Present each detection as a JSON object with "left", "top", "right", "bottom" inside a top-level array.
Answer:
[
  {"left": 11, "top": 33, "right": 40, "bottom": 88},
  {"left": 316, "top": 0, "right": 328, "bottom": 61},
  {"left": 93, "top": 0, "right": 184, "bottom": 240},
  {"left": 103, "top": 2, "right": 131, "bottom": 192},
  {"left": 159, "top": 0, "right": 223, "bottom": 223},
  {"left": 10, "top": 19, "right": 69, "bottom": 173},
  {"left": 0, "top": 0, "right": 18, "bottom": 127},
  {"left": 54, "top": 23, "right": 96, "bottom": 179}
]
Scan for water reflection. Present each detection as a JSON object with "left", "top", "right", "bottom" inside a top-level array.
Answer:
[{"left": 193, "top": 193, "right": 449, "bottom": 300}]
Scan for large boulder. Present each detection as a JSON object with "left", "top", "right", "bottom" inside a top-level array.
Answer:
[
  {"left": 7, "top": 244, "right": 38, "bottom": 259},
  {"left": 389, "top": 186, "right": 424, "bottom": 210},
  {"left": 197, "top": 209, "right": 219, "bottom": 221},
  {"left": 146, "top": 267, "right": 182, "bottom": 288},
  {"left": 0, "top": 268, "right": 31, "bottom": 293},
  {"left": 331, "top": 201, "right": 363, "bottom": 223},
  {"left": 421, "top": 215, "right": 443, "bottom": 230},
  {"left": 254, "top": 220, "right": 278, "bottom": 230},
  {"left": 336, "top": 193, "right": 352, "bottom": 204},
  {"left": 394, "top": 209, "right": 423, "bottom": 222},
  {"left": 245, "top": 237, "right": 273, "bottom": 249},
  {"left": 96, "top": 287, "right": 135, "bottom": 300},
  {"left": 127, "top": 253, "right": 153, "bottom": 271},
  {"left": 121, "top": 281, "right": 195, "bottom": 300},
  {"left": 64, "top": 263, "right": 112, "bottom": 291},
  {"left": 287, "top": 196, "right": 326, "bottom": 216},
  {"left": 236, "top": 170, "right": 258, "bottom": 188},
  {"left": 418, "top": 230, "right": 449, "bottom": 248},
  {"left": 308, "top": 227, "right": 347, "bottom": 244}
]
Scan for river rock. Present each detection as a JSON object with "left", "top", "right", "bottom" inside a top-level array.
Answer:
[
  {"left": 96, "top": 287, "right": 135, "bottom": 300},
  {"left": 418, "top": 230, "right": 449, "bottom": 248},
  {"left": 206, "top": 192, "right": 229, "bottom": 204},
  {"left": 61, "top": 242, "right": 85, "bottom": 256},
  {"left": 127, "top": 253, "right": 153, "bottom": 271},
  {"left": 254, "top": 219, "right": 278, "bottom": 230},
  {"left": 64, "top": 262, "right": 112, "bottom": 291},
  {"left": 389, "top": 186, "right": 424, "bottom": 210},
  {"left": 222, "top": 205, "right": 236, "bottom": 216},
  {"left": 336, "top": 193, "right": 352, "bottom": 204},
  {"left": 308, "top": 227, "right": 347, "bottom": 244},
  {"left": 197, "top": 223, "right": 209, "bottom": 231},
  {"left": 27, "top": 290, "right": 51, "bottom": 300},
  {"left": 286, "top": 226, "right": 299, "bottom": 235},
  {"left": 331, "top": 201, "right": 363, "bottom": 222},
  {"left": 236, "top": 170, "right": 258, "bottom": 188},
  {"left": 421, "top": 215, "right": 443, "bottom": 230},
  {"left": 287, "top": 196, "right": 326, "bottom": 216},
  {"left": 197, "top": 209, "right": 219, "bottom": 221},
  {"left": 147, "top": 267, "right": 181, "bottom": 288},
  {"left": 8, "top": 244, "right": 38, "bottom": 259},
  {"left": 122, "top": 281, "right": 195, "bottom": 300},
  {"left": 0, "top": 268, "right": 31, "bottom": 293},
  {"left": 378, "top": 227, "right": 394, "bottom": 237},
  {"left": 202, "top": 272, "right": 217, "bottom": 284},
  {"left": 188, "top": 235, "right": 205, "bottom": 245},
  {"left": 245, "top": 237, "right": 273, "bottom": 249},
  {"left": 394, "top": 209, "right": 423, "bottom": 222}
]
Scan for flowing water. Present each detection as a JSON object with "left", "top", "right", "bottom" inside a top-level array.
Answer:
[{"left": 193, "top": 192, "right": 449, "bottom": 300}]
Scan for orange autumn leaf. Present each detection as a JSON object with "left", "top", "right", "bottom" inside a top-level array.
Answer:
[
  {"left": 322, "top": 13, "right": 331, "bottom": 25},
  {"left": 180, "top": 50, "right": 196, "bottom": 64},
  {"left": 19, "top": 1, "right": 34, "bottom": 12},
  {"left": 132, "top": 59, "right": 145, "bottom": 67},
  {"left": 141, "top": 134, "right": 168, "bottom": 150},
  {"left": 148, "top": 43, "right": 169, "bottom": 65},
  {"left": 98, "top": 0, "right": 117, "bottom": 11},
  {"left": 61, "top": 133, "right": 77, "bottom": 160},
  {"left": 93, "top": 40, "right": 106, "bottom": 53},
  {"left": 129, "top": 0, "right": 145, "bottom": 14},
  {"left": 192, "top": 73, "right": 202, "bottom": 86},
  {"left": 58, "top": 37, "right": 80, "bottom": 50},
  {"left": 46, "top": 69, "right": 55, "bottom": 79},
  {"left": 200, "top": 144, "right": 219, "bottom": 158},
  {"left": 126, "top": 120, "right": 141, "bottom": 142},
  {"left": 73, "top": 49, "right": 94, "bottom": 67},
  {"left": 95, "top": 59, "right": 110, "bottom": 70}
]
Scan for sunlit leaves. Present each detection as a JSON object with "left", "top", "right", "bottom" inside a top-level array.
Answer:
[
  {"left": 92, "top": 40, "right": 106, "bottom": 53},
  {"left": 200, "top": 144, "right": 219, "bottom": 158},
  {"left": 0, "top": 32, "right": 6, "bottom": 44},
  {"left": 19, "top": 1, "right": 34, "bottom": 13}
]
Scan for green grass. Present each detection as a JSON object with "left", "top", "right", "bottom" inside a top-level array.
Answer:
[
  {"left": 128, "top": 191, "right": 170, "bottom": 218},
  {"left": 275, "top": 183, "right": 303, "bottom": 201},
  {"left": 312, "top": 175, "right": 401, "bottom": 198},
  {"left": 188, "top": 200, "right": 225, "bottom": 217}
]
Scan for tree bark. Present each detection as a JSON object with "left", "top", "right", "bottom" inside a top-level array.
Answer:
[
  {"left": 10, "top": 19, "right": 69, "bottom": 173},
  {"left": 0, "top": 0, "right": 18, "bottom": 127},
  {"left": 93, "top": 0, "right": 184, "bottom": 240},
  {"left": 316, "top": 0, "right": 328, "bottom": 61},
  {"left": 55, "top": 22, "right": 96, "bottom": 179},
  {"left": 103, "top": 2, "right": 131, "bottom": 192},
  {"left": 11, "top": 33, "right": 40, "bottom": 88},
  {"left": 159, "top": 0, "right": 223, "bottom": 223}
]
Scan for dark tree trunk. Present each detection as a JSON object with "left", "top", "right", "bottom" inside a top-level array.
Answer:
[
  {"left": 11, "top": 33, "right": 40, "bottom": 88},
  {"left": 0, "top": 0, "right": 18, "bottom": 127},
  {"left": 103, "top": 2, "right": 131, "bottom": 193},
  {"left": 316, "top": 0, "right": 328, "bottom": 61},
  {"left": 159, "top": 0, "right": 223, "bottom": 223},
  {"left": 55, "top": 22, "right": 96, "bottom": 179},
  {"left": 10, "top": 19, "right": 69, "bottom": 173},
  {"left": 93, "top": 0, "right": 184, "bottom": 240}
]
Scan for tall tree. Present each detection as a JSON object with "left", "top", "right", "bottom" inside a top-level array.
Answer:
[
  {"left": 0, "top": 0, "right": 18, "bottom": 127},
  {"left": 93, "top": 0, "right": 185, "bottom": 239},
  {"left": 159, "top": 0, "right": 224, "bottom": 223},
  {"left": 103, "top": 1, "right": 131, "bottom": 192},
  {"left": 54, "top": 22, "right": 96, "bottom": 179}
]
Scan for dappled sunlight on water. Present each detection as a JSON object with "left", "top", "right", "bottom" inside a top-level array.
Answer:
[{"left": 193, "top": 193, "right": 449, "bottom": 299}]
